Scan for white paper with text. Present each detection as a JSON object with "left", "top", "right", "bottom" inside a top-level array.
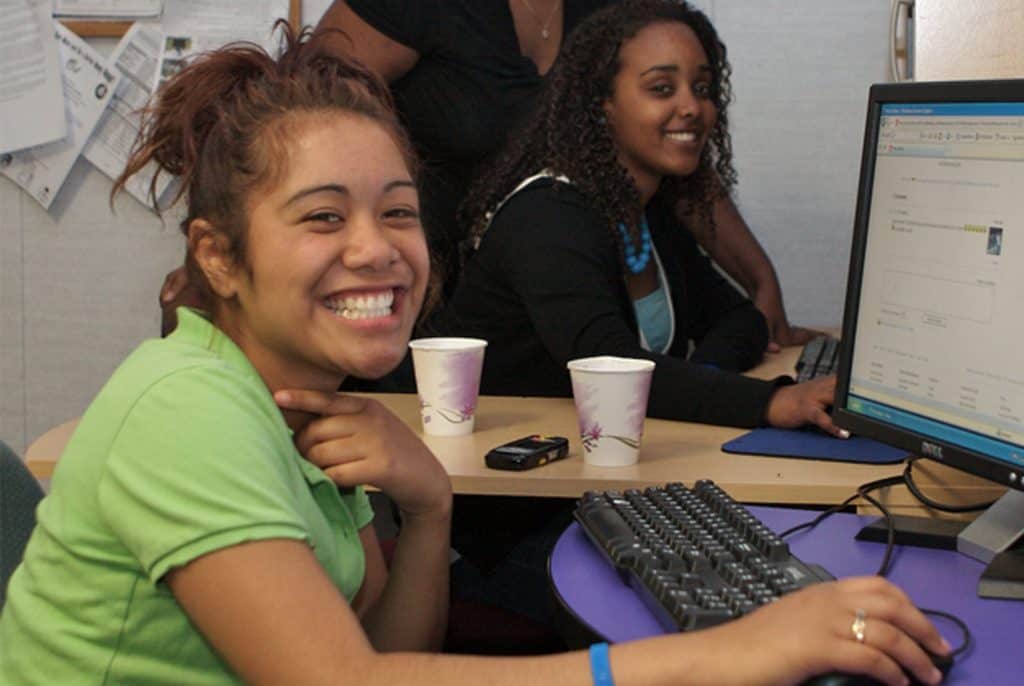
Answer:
[
  {"left": 157, "top": 0, "right": 289, "bottom": 89},
  {"left": 1, "top": 24, "right": 120, "bottom": 209},
  {"left": 82, "top": 21, "right": 170, "bottom": 208},
  {"left": 0, "top": 0, "right": 67, "bottom": 154},
  {"left": 54, "top": 0, "right": 161, "bottom": 17}
]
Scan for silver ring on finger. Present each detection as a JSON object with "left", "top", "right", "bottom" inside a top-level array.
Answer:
[{"left": 851, "top": 608, "right": 867, "bottom": 643}]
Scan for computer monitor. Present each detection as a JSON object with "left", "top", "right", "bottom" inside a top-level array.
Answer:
[{"left": 833, "top": 79, "right": 1024, "bottom": 598}]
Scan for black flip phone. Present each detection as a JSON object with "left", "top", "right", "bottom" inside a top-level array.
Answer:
[{"left": 485, "top": 435, "right": 569, "bottom": 471}]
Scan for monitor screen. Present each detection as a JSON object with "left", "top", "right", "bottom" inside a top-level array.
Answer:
[{"left": 834, "top": 80, "right": 1024, "bottom": 571}]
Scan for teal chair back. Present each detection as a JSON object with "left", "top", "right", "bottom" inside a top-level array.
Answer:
[{"left": 0, "top": 440, "right": 44, "bottom": 610}]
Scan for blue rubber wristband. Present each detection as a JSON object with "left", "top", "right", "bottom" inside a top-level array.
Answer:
[{"left": 589, "top": 642, "right": 614, "bottom": 686}]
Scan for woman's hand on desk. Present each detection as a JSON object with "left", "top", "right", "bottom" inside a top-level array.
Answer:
[
  {"left": 764, "top": 375, "right": 850, "bottom": 438},
  {"left": 752, "top": 289, "right": 822, "bottom": 353},
  {"left": 764, "top": 323, "right": 820, "bottom": 353},
  {"left": 275, "top": 390, "right": 452, "bottom": 521}
]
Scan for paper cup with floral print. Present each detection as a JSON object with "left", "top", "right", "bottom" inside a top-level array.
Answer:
[
  {"left": 567, "top": 356, "right": 655, "bottom": 466},
  {"left": 409, "top": 338, "right": 488, "bottom": 436}
]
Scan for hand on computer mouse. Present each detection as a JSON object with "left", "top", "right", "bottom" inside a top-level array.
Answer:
[
  {"left": 805, "top": 647, "right": 953, "bottom": 686},
  {"left": 709, "top": 576, "right": 951, "bottom": 686},
  {"left": 765, "top": 375, "right": 849, "bottom": 439}
]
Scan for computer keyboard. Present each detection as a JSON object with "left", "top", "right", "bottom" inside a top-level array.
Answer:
[
  {"left": 574, "top": 480, "right": 834, "bottom": 633},
  {"left": 795, "top": 335, "right": 841, "bottom": 382}
]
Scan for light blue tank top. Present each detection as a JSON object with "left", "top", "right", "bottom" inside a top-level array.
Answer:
[{"left": 634, "top": 286, "right": 672, "bottom": 353}]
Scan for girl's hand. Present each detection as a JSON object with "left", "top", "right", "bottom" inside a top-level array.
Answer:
[
  {"left": 158, "top": 266, "right": 208, "bottom": 336},
  {"left": 765, "top": 375, "right": 849, "bottom": 438},
  {"left": 752, "top": 290, "right": 820, "bottom": 353},
  {"left": 710, "top": 576, "right": 950, "bottom": 686},
  {"left": 274, "top": 390, "right": 452, "bottom": 520}
]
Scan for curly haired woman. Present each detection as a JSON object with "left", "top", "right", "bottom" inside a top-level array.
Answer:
[{"left": 440, "top": 0, "right": 839, "bottom": 433}]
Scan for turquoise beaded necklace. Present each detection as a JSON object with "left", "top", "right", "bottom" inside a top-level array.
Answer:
[{"left": 616, "top": 215, "right": 652, "bottom": 274}]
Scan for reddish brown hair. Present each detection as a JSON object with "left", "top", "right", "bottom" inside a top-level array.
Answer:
[{"left": 113, "top": 22, "right": 420, "bottom": 300}]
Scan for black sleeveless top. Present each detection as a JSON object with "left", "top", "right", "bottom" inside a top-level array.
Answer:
[{"left": 348, "top": 0, "right": 613, "bottom": 295}]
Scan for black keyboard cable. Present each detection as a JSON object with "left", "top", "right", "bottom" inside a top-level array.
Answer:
[
  {"left": 776, "top": 471, "right": 974, "bottom": 659},
  {"left": 778, "top": 475, "right": 904, "bottom": 576}
]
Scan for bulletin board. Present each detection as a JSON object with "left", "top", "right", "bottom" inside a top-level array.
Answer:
[{"left": 60, "top": 0, "right": 301, "bottom": 37}]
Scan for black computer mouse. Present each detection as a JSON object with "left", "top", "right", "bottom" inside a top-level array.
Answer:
[{"left": 803, "top": 648, "right": 954, "bottom": 686}]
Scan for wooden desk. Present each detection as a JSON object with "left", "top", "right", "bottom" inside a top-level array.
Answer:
[{"left": 25, "top": 345, "right": 1005, "bottom": 514}]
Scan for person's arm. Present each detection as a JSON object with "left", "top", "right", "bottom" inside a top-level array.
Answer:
[
  {"left": 668, "top": 212, "right": 769, "bottom": 372},
  {"left": 683, "top": 193, "right": 819, "bottom": 350},
  {"left": 275, "top": 390, "right": 452, "bottom": 652},
  {"left": 168, "top": 545, "right": 947, "bottom": 686},
  {"left": 158, "top": 266, "right": 207, "bottom": 336},
  {"left": 358, "top": 509, "right": 451, "bottom": 651},
  {"left": 316, "top": 1, "right": 420, "bottom": 82},
  {"left": 765, "top": 373, "right": 848, "bottom": 438}
]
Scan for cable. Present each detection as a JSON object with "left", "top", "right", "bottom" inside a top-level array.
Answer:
[
  {"left": 902, "top": 457, "right": 998, "bottom": 513},
  {"left": 855, "top": 483, "right": 897, "bottom": 577},
  {"left": 779, "top": 475, "right": 906, "bottom": 576},
  {"left": 779, "top": 476, "right": 901, "bottom": 539},
  {"left": 898, "top": 460, "right": 987, "bottom": 657},
  {"left": 777, "top": 494, "right": 859, "bottom": 539},
  {"left": 778, "top": 470, "right": 975, "bottom": 659}
]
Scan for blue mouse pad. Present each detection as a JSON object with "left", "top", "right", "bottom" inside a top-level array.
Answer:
[{"left": 722, "top": 427, "right": 908, "bottom": 464}]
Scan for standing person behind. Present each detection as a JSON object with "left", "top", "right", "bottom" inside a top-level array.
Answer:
[
  {"left": 160, "top": 0, "right": 813, "bottom": 349},
  {"left": 0, "top": 22, "right": 951, "bottom": 686},
  {"left": 443, "top": 0, "right": 837, "bottom": 433},
  {"left": 315, "top": 0, "right": 610, "bottom": 302},
  {"left": 317, "top": 0, "right": 812, "bottom": 346}
]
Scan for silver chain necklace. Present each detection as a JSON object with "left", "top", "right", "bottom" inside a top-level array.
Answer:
[{"left": 519, "top": 0, "right": 560, "bottom": 40}]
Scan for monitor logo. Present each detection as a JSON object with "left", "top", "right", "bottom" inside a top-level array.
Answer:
[{"left": 921, "top": 441, "right": 944, "bottom": 460}]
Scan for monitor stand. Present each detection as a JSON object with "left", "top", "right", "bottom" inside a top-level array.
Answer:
[
  {"left": 855, "top": 489, "right": 1024, "bottom": 600},
  {"left": 958, "top": 489, "right": 1024, "bottom": 563}
]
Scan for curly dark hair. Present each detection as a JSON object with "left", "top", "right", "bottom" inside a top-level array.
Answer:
[{"left": 461, "top": 0, "right": 736, "bottom": 266}]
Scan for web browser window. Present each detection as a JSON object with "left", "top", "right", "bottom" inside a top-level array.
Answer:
[{"left": 847, "top": 102, "right": 1024, "bottom": 469}]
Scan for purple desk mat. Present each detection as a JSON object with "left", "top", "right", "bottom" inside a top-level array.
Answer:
[{"left": 551, "top": 507, "right": 1021, "bottom": 685}]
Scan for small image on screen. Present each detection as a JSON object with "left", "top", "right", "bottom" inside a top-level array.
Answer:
[{"left": 987, "top": 227, "right": 1003, "bottom": 256}]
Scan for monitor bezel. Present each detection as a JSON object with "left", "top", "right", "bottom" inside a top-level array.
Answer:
[{"left": 833, "top": 78, "right": 1024, "bottom": 494}]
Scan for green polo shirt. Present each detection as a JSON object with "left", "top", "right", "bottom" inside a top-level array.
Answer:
[{"left": 0, "top": 309, "right": 373, "bottom": 684}]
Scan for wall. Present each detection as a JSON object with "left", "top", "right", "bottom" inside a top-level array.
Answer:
[
  {"left": 0, "top": 1, "right": 890, "bottom": 455},
  {"left": 914, "top": 0, "right": 1024, "bottom": 80},
  {"left": 709, "top": 0, "right": 890, "bottom": 328}
]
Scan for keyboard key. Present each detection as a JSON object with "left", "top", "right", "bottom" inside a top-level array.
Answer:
[{"left": 795, "top": 335, "right": 841, "bottom": 382}]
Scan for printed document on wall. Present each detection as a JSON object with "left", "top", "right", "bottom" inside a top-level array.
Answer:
[
  {"left": 0, "top": 0, "right": 67, "bottom": 155},
  {"left": 158, "top": 0, "right": 290, "bottom": 90},
  {"left": 82, "top": 21, "right": 171, "bottom": 208},
  {"left": 54, "top": 0, "right": 161, "bottom": 17},
  {"left": 1, "top": 24, "right": 120, "bottom": 209}
]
